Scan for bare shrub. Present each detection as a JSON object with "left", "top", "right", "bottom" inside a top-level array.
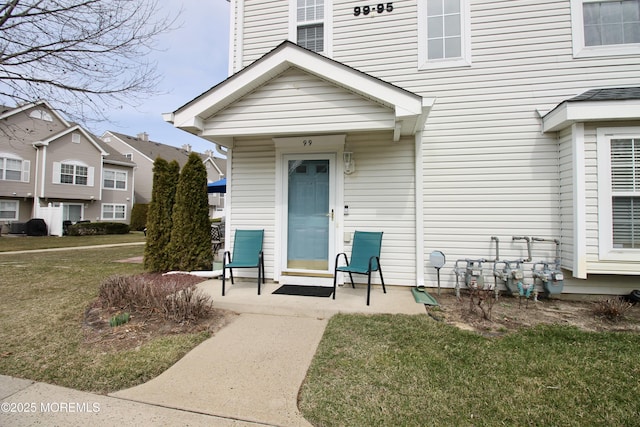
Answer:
[
  {"left": 163, "top": 287, "right": 214, "bottom": 324},
  {"left": 98, "top": 273, "right": 212, "bottom": 323},
  {"left": 593, "top": 297, "right": 633, "bottom": 322}
]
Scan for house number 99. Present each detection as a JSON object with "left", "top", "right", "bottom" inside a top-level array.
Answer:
[
  {"left": 303, "top": 139, "right": 312, "bottom": 146},
  {"left": 354, "top": 2, "right": 393, "bottom": 16}
]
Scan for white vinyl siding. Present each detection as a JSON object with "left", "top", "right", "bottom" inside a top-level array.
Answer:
[
  {"left": 228, "top": 138, "right": 276, "bottom": 278},
  {"left": 228, "top": 0, "right": 640, "bottom": 293},
  {"left": 203, "top": 68, "right": 394, "bottom": 137},
  {"left": 558, "top": 127, "right": 576, "bottom": 273},
  {"left": 243, "top": 1, "right": 289, "bottom": 66},
  {"left": 343, "top": 133, "right": 416, "bottom": 285}
]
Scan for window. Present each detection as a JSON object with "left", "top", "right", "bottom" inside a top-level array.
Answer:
[
  {"left": 29, "top": 109, "right": 53, "bottom": 122},
  {"left": 597, "top": 127, "right": 640, "bottom": 259},
  {"left": 103, "top": 169, "right": 127, "bottom": 190},
  {"left": 293, "top": 0, "right": 328, "bottom": 53},
  {"left": 60, "top": 163, "right": 87, "bottom": 185},
  {"left": 611, "top": 138, "right": 639, "bottom": 248},
  {"left": 53, "top": 162, "right": 93, "bottom": 186},
  {"left": 102, "top": 204, "right": 126, "bottom": 220},
  {"left": 571, "top": 0, "right": 640, "bottom": 57},
  {"left": 0, "top": 156, "right": 29, "bottom": 182},
  {"left": 0, "top": 200, "right": 18, "bottom": 220},
  {"left": 418, "top": 0, "right": 470, "bottom": 69}
]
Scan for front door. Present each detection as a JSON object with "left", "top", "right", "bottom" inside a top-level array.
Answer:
[{"left": 283, "top": 154, "right": 335, "bottom": 280}]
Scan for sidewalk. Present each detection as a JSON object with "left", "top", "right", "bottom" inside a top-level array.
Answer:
[{"left": 1, "top": 279, "right": 427, "bottom": 426}]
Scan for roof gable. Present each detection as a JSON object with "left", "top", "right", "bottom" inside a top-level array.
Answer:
[
  {"left": 36, "top": 125, "right": 107, "bottom": 155},
  {"left": 0, "top": 100, "right": 70, "bottom": 127},
  {"left": 165, "top": 41, "right": 434, "bottom": 145}
]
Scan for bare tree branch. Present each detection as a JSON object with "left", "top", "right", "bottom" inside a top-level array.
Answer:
[{"left": 0, "top": 0, "right": 178, "bottom": 123}]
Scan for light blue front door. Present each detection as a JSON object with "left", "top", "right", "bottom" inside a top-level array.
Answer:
[{"left": 287, "top": 158, "right": 331, "bottom": 270}]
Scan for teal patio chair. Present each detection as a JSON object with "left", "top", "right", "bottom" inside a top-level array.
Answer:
[
  {"left": 222, "top": 229, "right": 265, "bottom": 296},
  {"left": 333, "top": 231, "right": 385, "bottom": 305}
]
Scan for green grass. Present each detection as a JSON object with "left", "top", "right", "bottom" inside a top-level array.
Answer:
[
  {"left": 0, "top": 243, "right": 211, "bottom": 393},
  {"left": 0, "top": 232, "right": 146, "bottom": 252},
  {"left": 300, "top": 314, "right": 640, "bottom": 426}
]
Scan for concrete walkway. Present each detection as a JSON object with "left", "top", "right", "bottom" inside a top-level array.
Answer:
[{"left": 1, "top": 278, "right": 427, "bottom": 426}]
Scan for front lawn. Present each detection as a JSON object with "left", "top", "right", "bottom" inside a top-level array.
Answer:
[
  {"left": 300, "top": 313, "right": 640, "bottom": 426},
  {"left": 0, "top": 245, "right": 211, "bottom": 393},
  {"left": 0, "top": 232, "right": 146, "bottom": 252}
]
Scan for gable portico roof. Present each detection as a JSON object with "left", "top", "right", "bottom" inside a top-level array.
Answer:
[{"left": 164, "top": 41, "right": 434, "bottom": 146}]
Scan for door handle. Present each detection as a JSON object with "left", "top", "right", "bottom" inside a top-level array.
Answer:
[{"left": 326, "top": 209, "right": 334, "bottom": 220}]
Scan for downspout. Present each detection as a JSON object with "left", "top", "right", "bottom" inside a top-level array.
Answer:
[
  {"left": 32, "top": 141, "right": 49, "bottom": 216},
  {"left": 40, "top": 144, "right": 47, "bottom": 198},
  {"left": 414, "top": 99, "right": 435, "bottom": 288},
  {"left": 32, "top": 144, "right": 40, "bottom": 218},
  {"left": 415, "top": 129, "right": 425, "bottom": 287}
]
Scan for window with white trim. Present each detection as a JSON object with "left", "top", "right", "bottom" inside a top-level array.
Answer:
[
  {"left": 0, "top": 200, "right": 18, "bottom": 220},
  {"left": 0, "top": 156, "right": 30, "bottom": 182},
  {"left": 29, "top": 109, "right": 53, "bottom": 122},
  {"left": 102, "top": 204, "right": 126, "bottom": 220},
  {"left": 418, "top": 0, "right": 470, "bottom": 69},
  {"left": 571, "top": 0, "right": 640, "bottom": 57},
  {"left": 597, "top": 127, "right": 640, "bottom": 259},
  {"left": 53, "top": 161, "right": 94, "bottom": 186},
  {"left": 103, "top": 169, "right": 127, "bottom": 190},
  {"left": 61, "top": 163, "right": 87, "bottom": 185},
  {"left": 293, "top": 0, "right": 327, "bottom": 53}
]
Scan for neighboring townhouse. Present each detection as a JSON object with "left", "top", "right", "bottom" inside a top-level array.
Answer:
[
  {"left": 101, "top": 131, "right": 227, "bottom": 217},
  {"left": 0, "top": 101, "right": 135, "bottom": 233},
  {"left": 163, "top": 1, "right": 640, "bottom": 295}
]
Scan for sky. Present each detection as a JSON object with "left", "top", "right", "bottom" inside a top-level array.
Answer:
[{"left": 100, "top": 0, "right": 231, "bottom": 155}]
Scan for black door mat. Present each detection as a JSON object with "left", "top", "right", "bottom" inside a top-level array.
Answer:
[{"left": 272, "top": 285, "right": 334, "bottom": 297}]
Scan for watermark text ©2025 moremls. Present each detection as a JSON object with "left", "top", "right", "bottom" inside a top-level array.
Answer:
[{"left": 1, "top": 401, "right": 101, "bottom": 414}]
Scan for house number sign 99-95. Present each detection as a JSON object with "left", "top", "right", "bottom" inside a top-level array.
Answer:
[{"left": 354, "top": 2, "right": 393, "bottom": 16}]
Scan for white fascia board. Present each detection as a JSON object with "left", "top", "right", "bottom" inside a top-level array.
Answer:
[
  {"left": 171, "top": 43, "right": 424, "bottom": 132},
  {"left": 543, "top": 99, "right": 640, "bottom": 132}
]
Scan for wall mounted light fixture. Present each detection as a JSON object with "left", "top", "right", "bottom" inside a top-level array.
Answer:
[{"left": 343, "top": 152, "right": 355, "bottom": 175}]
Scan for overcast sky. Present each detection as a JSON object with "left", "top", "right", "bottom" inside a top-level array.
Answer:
[{"left": 101, "top": 0, "right": 231, "bottom": 155}]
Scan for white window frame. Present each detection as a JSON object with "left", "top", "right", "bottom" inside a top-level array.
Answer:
[
  {"left": 103, "top": 169, "right": 127, "bottom": 190},
  {"left": 571, "top": 0, "right": 640, "bottom": 58},
  {"left": 597, "top": 126, "right": 640, "bottom": 261},
  {"left": 53, "top": 161, "right": 94, "bottom": 186},
  {"left": 418, "top": 0, "right": 471, "bottom": 70},
  {"left": 0, "top": 154, "right": 30, "bottom": 182},
  {"left": 101, "top": 203, "right": 127, "bottom": 220},
  {"left": 0, "top": 200, "right": 19, "bottom": 221},
  {"left": 289, "top": 0, "right": 333, "bottom": 56},
  {"left": 29, "top": 109, "right": 53, "bottom": 122}
]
